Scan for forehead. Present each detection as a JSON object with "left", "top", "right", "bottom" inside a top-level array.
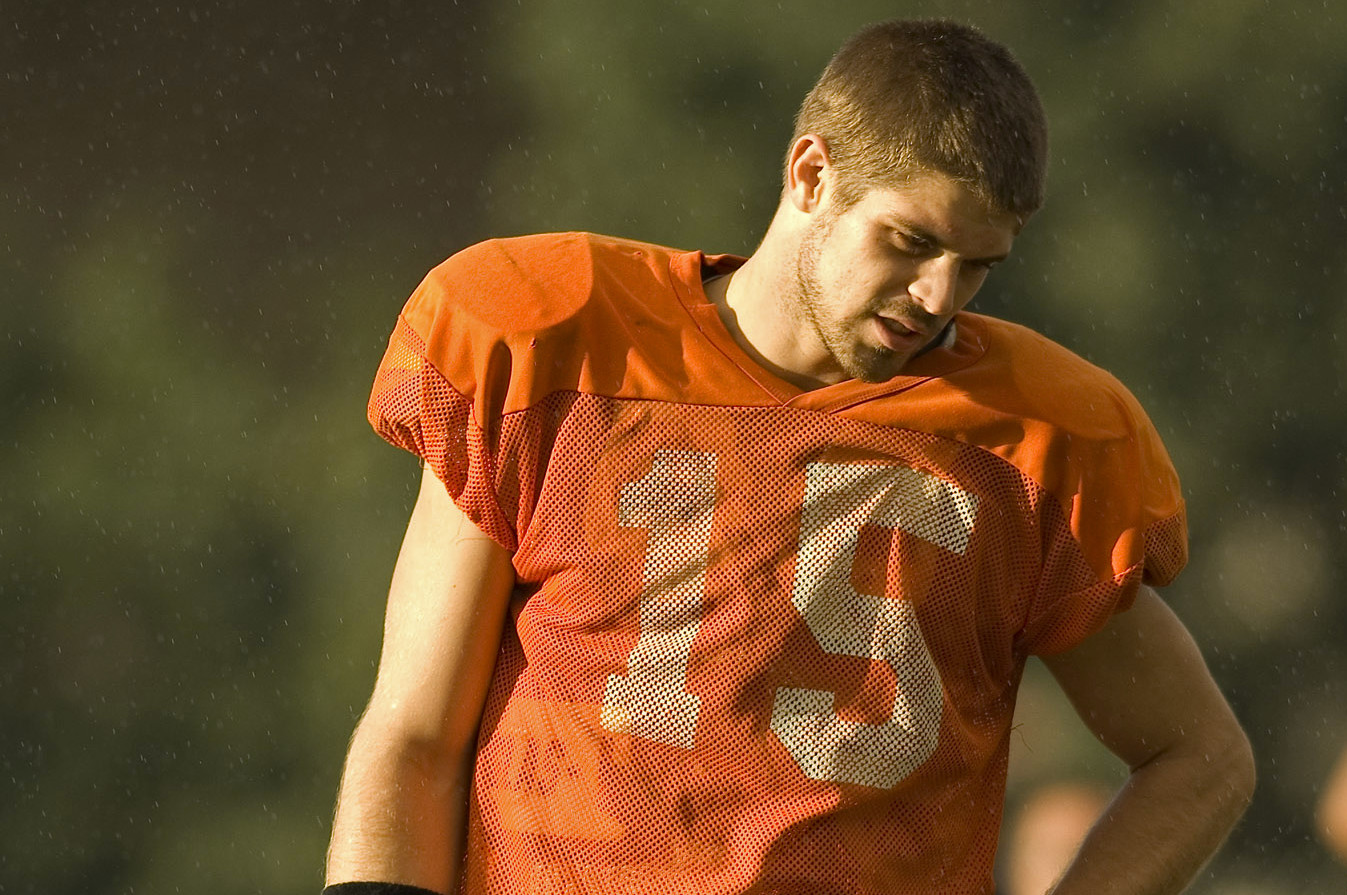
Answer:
[{"left": 851, "top": 173, "right": 1022, "bottom": 256}]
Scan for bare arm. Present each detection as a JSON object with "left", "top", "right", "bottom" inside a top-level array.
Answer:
[
  {"left": 1041, "top": 586, "right": 1255, "bottom": 895},
  {"left": 326, "top": 465, "right": 516, "bottom": 893}
]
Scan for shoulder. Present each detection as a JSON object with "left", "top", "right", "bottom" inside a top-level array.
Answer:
[
  {"left": 935, "top": 315, "right": 1187, "bottom": 590},
  {"left": 392, "top": 232, "right": 700, "bottom": 415},
  {"left": 929, "top": 313, "right": 1184, "bottom": 556},
  {"left": 407, "top": 232, "right": 684, "bottom": 338},
  {"left": 952, "top": 313, "right": 1150, "bottom": 443}
]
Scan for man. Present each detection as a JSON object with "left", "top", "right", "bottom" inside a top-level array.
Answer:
[{"left": 325, "top": 20, "right": 1254, "bottom": 895}]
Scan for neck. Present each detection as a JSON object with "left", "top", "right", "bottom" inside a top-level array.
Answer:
[{"left": 706, "top": 218, "right": 840, "bottom": 390}]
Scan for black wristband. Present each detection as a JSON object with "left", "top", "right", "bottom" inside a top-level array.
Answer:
[{"left": 323, "top": 884, "right": 445, "bottom": 895}]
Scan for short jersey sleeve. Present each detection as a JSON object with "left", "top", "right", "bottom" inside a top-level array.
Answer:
[
  {"left": 913, "top": 314, "right": 1188, "bottom": 657},
  {"left": 366, "top": 238, "right": 583, "bottom": 552},
  {"left": 1023, "top": 436, "right": 1187, "bottom": 655},
  {"left": 367, "top": 302, "right": 519, "bottom": 550},
  {"left": 366, "top": 233, "right": 697, "bottom": 552},
  {"left": 1018, "top": 364, "right": 1188, "bottom": 655}
]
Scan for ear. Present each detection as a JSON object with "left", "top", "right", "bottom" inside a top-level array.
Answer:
[{"left": 785, "top": 134, "right": 833, "bottom": 213}]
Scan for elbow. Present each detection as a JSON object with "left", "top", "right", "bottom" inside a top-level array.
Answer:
[
  {"left": 1210, "top": 719, "right": 1257, "bottom": 824},
  {"left": 347, "top": 704, "right": 479, "bottom": 794},
  {"left": 1231, "top": 723, "right": 1257, "bottom": 807}
]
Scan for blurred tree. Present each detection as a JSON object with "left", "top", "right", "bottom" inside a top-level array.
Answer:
[{"left": 3, "top": 2, "right": 513, "bottom": 892}]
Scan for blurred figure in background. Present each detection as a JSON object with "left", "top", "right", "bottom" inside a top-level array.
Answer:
[
  {"left": 1002, "top": 781, "right": 1111, "bottom": 895},
  {"left": 1316, "top": 746, "right": 1347, "bottom": 863}
]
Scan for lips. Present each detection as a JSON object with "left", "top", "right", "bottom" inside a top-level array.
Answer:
[{"left": 873, "top": 315, "right": 928, "bottom": 352}]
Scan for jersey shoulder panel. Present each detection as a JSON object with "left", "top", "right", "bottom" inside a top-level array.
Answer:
[
  {"left": 951, "top": 314, "right": 1145, "bottom": 437},
  {"left": 871, "top": 314, "right": 1187, "bottom": 652},
  {"left": 941, "top": 316, "right": 1184, "bottom": 532},
  {"left": 399, "top": 232, "right": 704, "bottom": 419}
]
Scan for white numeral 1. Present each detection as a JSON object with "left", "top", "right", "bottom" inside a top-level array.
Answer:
[
  {"left": 600, "top": 451, "right": 717, "bottom": 749},
  {"left": 770, "top": 462, "right": 978, "bottom": 789}
]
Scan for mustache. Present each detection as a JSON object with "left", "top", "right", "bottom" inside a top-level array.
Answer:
[{"left": 876, "top": 298, "right": 941, "bottom": 331}]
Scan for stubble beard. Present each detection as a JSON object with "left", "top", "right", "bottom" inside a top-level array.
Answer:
[{"left": 792, "top": 216, "right": 897, "bottom": 384}]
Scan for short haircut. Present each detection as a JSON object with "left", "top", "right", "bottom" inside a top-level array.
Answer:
[{"left": 793, "top": 19, "right": 1049, "bottom": 218}]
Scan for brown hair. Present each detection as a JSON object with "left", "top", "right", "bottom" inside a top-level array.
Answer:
[{"left": 793, "top": 19, "right": 1048, "bottom": 217}]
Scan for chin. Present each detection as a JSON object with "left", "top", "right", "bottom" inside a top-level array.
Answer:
[
  {"left": 848, "top": 358, "right": 905, "bottom": 383},
  {"left": 845, "top": 347, "right": 909, "bottom": 383}
]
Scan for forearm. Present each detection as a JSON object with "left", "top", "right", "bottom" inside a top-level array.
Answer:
[
  {"left": 325, "top": 719, "right": 474, "bottom": 894},
  {"left": 1048, "top": 736, "right": 1254, "bottom": 895}
]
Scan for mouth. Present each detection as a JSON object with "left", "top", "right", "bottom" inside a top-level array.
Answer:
[{"left": 873, "top": 314, "right": 929, "bottom": 352}]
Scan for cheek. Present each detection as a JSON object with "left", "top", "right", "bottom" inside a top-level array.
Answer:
[
  {"left": 854, "top": 257, "right": 913, "bottom": 307},
  {"left": 821, "top": 263, "right": 874, "bottom": 315},
  {"left": 831, "top": 241, "right": 889, "bottom": 287},
  {"left": 812, "top": 230, "right": 898, "bottom": 313}
]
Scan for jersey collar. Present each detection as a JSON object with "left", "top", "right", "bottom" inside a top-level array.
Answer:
[{"left": 670, "top": 250, "right": 989, "bottom": 412}]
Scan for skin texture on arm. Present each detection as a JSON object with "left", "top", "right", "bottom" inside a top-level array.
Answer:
[
  {"left": 1040, "top": 586, "right": 1256, "bottom": 895},
  {"left": 326, "top": 465, "right": 517, "bottom": 894}
]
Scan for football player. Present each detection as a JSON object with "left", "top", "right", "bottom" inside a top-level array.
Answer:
[{"left": 324, "top": 19, "right": 1254, "bottom": 895}]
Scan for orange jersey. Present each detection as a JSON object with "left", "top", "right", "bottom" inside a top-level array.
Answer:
[{"left": 368, "top": 232, "right": 1187, "bottom": 895}]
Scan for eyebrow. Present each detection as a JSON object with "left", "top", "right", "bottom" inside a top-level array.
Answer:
[{"left": 890, "top": 218, "right": 1013, "bottom": 266}]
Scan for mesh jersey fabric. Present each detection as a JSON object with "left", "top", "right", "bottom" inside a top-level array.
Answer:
[{"left": 367, "top": 232, "right": 1188, "bottom": 895}]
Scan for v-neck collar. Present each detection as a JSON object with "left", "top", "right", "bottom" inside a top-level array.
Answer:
[{"left": 669, "top": 250, "right": 988, "bottom": 413}]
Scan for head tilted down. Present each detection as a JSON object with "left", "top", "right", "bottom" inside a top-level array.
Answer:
[
  {"left": 740, "top": 20, "right": 1050, "bottom": 386},
  {"left": 791, "top": 18, "right": 1048, "bottom": 219}
]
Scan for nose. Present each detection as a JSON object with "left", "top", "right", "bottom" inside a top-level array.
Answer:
[{"left": 909, "top": 256, "right": 961, "bottom": 317}]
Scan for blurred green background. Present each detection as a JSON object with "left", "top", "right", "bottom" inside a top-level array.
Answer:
[{"left": 3, "top": 1, "right": 1344, "bottom": 892}]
